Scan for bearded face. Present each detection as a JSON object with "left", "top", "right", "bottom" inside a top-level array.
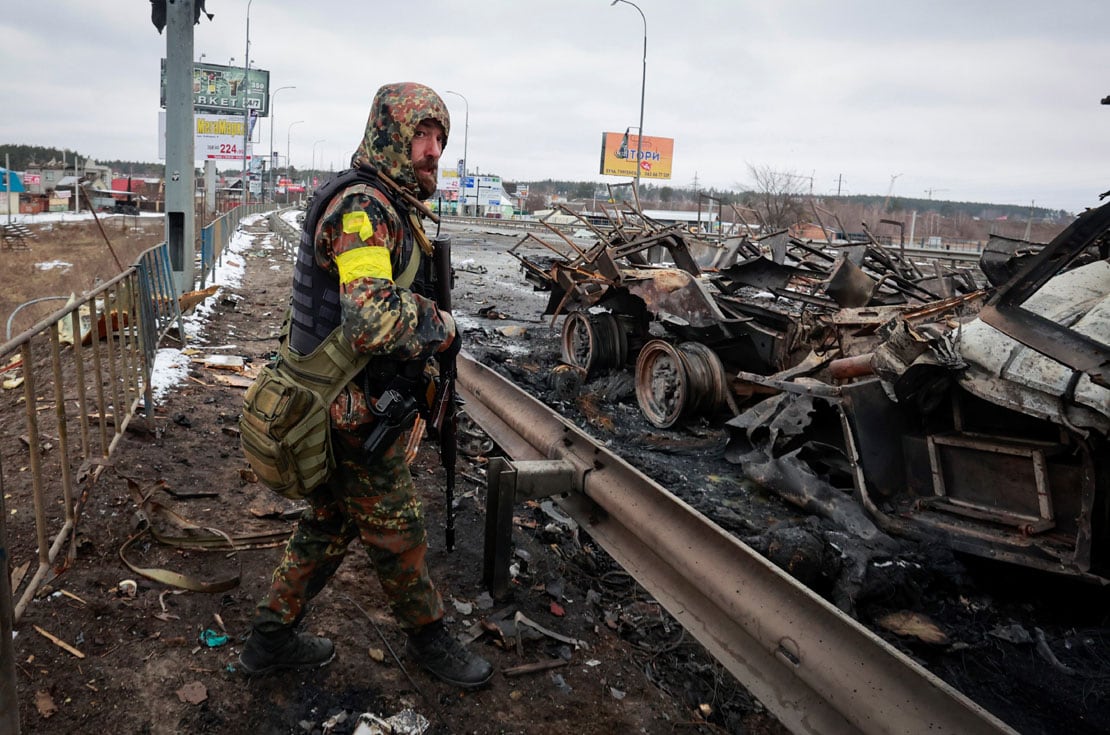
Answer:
[{"left": 410, "top": 119, "right": 445, "bottom": 199}]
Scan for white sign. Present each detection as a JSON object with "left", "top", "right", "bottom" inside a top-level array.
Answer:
[
  {"left": 158, "top": 111, "right": 252, "bottom": 161},
  {"left": 196, "top": 113, "right": 252, "bottom": 160}
]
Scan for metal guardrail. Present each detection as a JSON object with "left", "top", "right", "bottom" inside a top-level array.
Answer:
[
  {"left": 267, "top": 208, "right": 301, "bottom": 256},
  {"left": 459, "top": 354, "right": 1018, "bottom": 735}
]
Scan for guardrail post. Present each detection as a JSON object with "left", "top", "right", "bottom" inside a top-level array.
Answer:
[{"left": 483, "top": 457, "right": 578, "bottom": 598}]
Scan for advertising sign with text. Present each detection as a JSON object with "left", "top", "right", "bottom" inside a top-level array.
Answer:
[
  {"left": 598, "top": 131, "right": 674, "bottom": 179},
  {"left": 195, "top": 114, "right": 253, "bottom": 160},
  {"left": 160, "top": 60, "right": 271, "bottom": 116}
]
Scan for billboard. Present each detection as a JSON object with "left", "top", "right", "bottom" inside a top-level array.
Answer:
[
  {"left": 195, "top": 113, "right": 254, "bottom": 160},
  {"left": 160, "top": 60, "right": 271, "bottom": 116},
  {"left": 599, "top": 131, "right": 674, "bottom": 180},
  {"left": 157, "top": 112, "right": 256, "bottom": 161}
]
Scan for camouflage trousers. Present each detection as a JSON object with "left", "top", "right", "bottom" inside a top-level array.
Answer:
[{"left": 252, "top": 429, "right": 444, "bottom": 633}]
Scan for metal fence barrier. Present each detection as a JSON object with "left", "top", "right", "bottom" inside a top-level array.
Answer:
[
  {"left": 0, "top": 204, "right": 282, "bottom": 733},
  {"left": 198, "top": 203, "right": 273, "bottom": 290},
  {"left": 0, "top": 241, "right": 183, "bottom": 623}
]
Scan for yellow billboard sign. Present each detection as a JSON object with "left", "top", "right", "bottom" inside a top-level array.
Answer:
[{"left": 599, "top": 131, "right": 674, "bottom": 180}]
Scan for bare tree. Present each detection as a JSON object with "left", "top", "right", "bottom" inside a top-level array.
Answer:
[{"left": 741, "top": 164, "right": 808, "bottom": 230}]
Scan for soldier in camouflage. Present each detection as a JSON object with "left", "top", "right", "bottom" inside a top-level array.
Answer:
[{"left": 239, "top": 82, "right": 493, "bottom": 689}]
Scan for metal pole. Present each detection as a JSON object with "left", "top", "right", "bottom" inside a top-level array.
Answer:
[
  {"left": 311, "top": 139, "right": 326, "bottom": 192},
  {"left": 4, "top": 153, "right": 11, "bottom": 225},
  {"left": 164, "top": 0, "right": 197, "bottom": 292},
  {"left": 268, "top": 86, "right": 295, "bottom": 203},
  {"left": 444, "top": 90, "right": 468, "bottom": 216},
  {"left": 611, "top": 0, "right": 646, "bottom": 194},
  {"left": 287, "top": 120, "right": 303, "bottom": 203},
  {"left": 241, "top": 0, "right": 253, "bottom": 206}
]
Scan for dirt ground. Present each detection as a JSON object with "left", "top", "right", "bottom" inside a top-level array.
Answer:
[
  {"left": 5, "top": 215, "right": 782, "bottom": 735},
  {"left": 5, "top": 212, "right": 1110, "bottom": 735}
]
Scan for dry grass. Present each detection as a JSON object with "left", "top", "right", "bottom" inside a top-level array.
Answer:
[{"left": 0, "top": 216, "right": 165, "bottom": 341}]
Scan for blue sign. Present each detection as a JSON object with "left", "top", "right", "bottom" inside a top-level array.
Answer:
[{"left": 464, "top": 176, "right": 476, "bottom": 188}]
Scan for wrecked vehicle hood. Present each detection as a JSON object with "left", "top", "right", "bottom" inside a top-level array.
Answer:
[{"left": 959, "top": 259, "right": 1110, "bottom": 435}]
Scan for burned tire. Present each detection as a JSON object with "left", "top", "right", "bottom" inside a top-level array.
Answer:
[
  {"left": 635, "top": 340, "right": 730, "bottom": 428},
  {"left": 560, "top": 311, "right": 627, "bottom": 377}
]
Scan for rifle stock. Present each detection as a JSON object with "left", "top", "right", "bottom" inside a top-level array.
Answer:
[{"left": 431, "top": 234, "right": 457, "bottom": 551}]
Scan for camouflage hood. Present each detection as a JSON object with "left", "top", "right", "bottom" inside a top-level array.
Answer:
[{"left": 351, "top": 82, "right": 450, "bottom": 198}]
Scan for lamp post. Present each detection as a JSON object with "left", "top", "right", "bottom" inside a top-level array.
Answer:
[
  {"left": 444, "top": 90, "right": 468, "bottom": 216},
  {"left": 241, "top": 0, "right": 254, "bottom": 206},
  {"left": 311, "top": 139, "right": 326, "bottom": 191},
  {"left": 287, "top": 120, "right": 304, "bottom": 202},
  {"left": 268, "top": 85, "right": 295, "bottom": 202},
  {"left": 610, "top": 0, "right": 646, "bottom": 194}
]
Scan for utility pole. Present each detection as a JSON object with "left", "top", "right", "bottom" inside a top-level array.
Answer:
[
  {"left": 836, "top": 173, "right": 842, "bottom": 197},
  {"left": 163, "top": 0, "right": 197, "bottom": 292},
  {"left": 611, "top": 0, "right": 647, "bottom": 195},
  {"left": 241, "top": 0, "right": 254, "bottom": 206}
]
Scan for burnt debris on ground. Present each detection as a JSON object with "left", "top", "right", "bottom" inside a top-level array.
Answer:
[{"left": 486, "top": 200, "right": 1110, "bottom": 734}]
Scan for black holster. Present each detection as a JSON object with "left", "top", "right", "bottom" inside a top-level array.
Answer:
[{"left": 360, "top": 388, "right": 419, "bottom": 463}]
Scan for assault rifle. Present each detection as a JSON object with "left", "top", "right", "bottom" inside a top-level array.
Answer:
[{"left": 430, "top": 234, "right": 457, "bottom": 551}]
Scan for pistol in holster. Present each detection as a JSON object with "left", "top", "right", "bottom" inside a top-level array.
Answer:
[{"left": 360, "top": 388, "right": 419, "bottom": 462}]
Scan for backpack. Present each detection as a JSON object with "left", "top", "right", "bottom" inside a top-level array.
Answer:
[{"left": 239, "top": 326, "right": 369, "bottom": 499}]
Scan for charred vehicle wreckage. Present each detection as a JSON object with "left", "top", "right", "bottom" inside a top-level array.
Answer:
[{"left": 509, "top": 197, "right": 1110, "bottom": 584}]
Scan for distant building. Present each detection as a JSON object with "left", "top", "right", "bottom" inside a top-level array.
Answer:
[{"left": 0, "top": 167, "right": 25, "bottom": 216}]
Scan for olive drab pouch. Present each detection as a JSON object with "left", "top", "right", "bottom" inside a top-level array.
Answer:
[
  {"left": 239, "top": 364, "right": 333, "bottom": 499},
  {"left": 239, "top": 328, "right": 369, "bottom": 500}
]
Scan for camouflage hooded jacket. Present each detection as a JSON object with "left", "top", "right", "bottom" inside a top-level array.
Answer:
[{"left": 310, "top": 82, "right": 453, "bottom": 432}]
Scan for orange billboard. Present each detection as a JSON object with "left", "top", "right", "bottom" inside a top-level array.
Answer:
[{"left": 599, "top": 131, "right": 674, "bottom": 180}]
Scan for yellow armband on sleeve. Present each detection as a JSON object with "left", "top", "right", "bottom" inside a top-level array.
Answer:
[{"left": 336, "top": 246, "right": 393, "bottom": 284}]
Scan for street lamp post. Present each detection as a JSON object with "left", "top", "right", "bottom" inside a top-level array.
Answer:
[
  {"left": 241, "top": 0, "right": 254, "bottom": 206},
  {"left": 444, "top": 90, "right": 468, "bottom": 216},
  {"left": 287, "top": 120, "right": 304, "bottom": 202},
  {"left": 610, "top": 0, "right": 646, "bottom": 194},
  {"left": 268, "top": 85, "right": 295, "bottom": 202},
  {"left": 311, "top": 139, "right": 326, "bottom": 191}
]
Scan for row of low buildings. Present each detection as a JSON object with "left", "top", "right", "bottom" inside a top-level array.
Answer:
[{"left": 0, "top": 159, "right": 161, "bottom": 215}]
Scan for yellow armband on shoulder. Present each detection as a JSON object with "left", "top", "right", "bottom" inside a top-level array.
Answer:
[{"left": 336, "top": 246, "right": 393, "bottom": 284}]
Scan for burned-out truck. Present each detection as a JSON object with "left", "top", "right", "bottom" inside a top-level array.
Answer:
[{"left": 511, "top": 197, "right": 1109, "bottom": 582}]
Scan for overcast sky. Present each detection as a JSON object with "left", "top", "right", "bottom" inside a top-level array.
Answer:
[{"left": 2, "top": 1, "right": 1107, "bottom": 212}]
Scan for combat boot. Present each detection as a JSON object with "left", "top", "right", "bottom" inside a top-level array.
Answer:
[
  {"left": 405, "top": 621, "right": 493, "bottom": 689},
  {"left": 238, "top": 626, "right": 335, "bottom": 675}
]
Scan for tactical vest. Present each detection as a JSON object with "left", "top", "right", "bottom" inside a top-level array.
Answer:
[{"left": 288, "top": 167, "right": 426, "bottom": 357}]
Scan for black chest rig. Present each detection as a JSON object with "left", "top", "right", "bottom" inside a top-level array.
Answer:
[{"left": 288, "top": 167, "right": 430, "bottom": 357}]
